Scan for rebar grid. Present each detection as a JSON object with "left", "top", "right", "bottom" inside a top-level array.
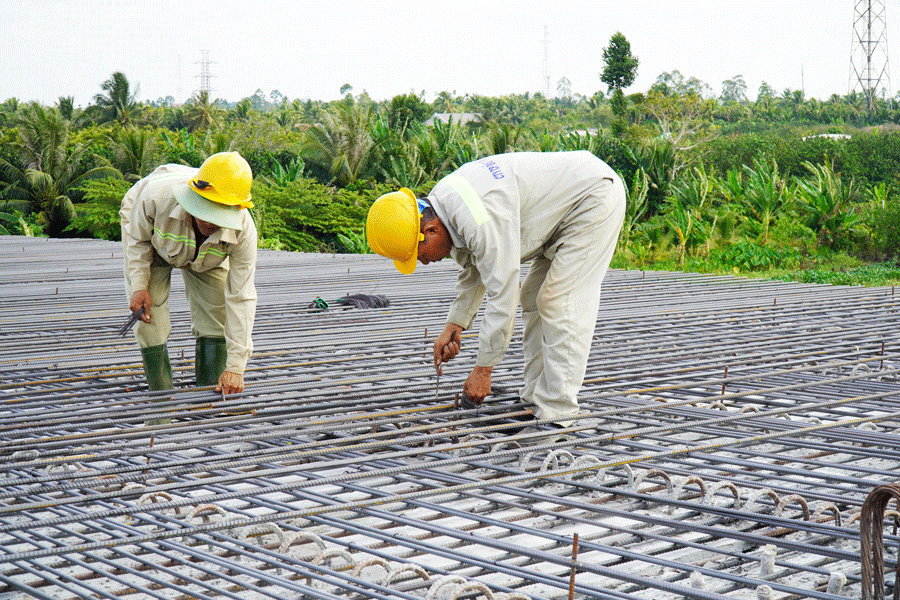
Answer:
[{"left": 1, "top": 236, "right": 899, "bottom": 600}]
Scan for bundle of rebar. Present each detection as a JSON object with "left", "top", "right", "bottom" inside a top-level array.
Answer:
[{"left": 1, "top": 236, "right": 899, "bottom": 600}]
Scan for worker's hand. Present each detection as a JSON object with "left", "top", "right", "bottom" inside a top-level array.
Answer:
[
  {"left": 216, "top": 371, "right": 244, "bottom": 396},
  {"left": 129, "top": 290, "right": 152, "bottom": 322},
  {"left": 433, "top": 324, "right": 463, "bottom": 369},
  {"left": 462, "top": 365, "right": 492, "bottom": 405}
]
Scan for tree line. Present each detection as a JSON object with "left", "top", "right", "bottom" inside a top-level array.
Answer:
[{"left": 4, "top": 46, "right": 900, "bottom": 279}]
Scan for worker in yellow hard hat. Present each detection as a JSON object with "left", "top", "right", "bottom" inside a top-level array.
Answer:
[
  {"left": 120, "top": 152, "right": 258, "bottom": 418},
  {"left": 366, "top": 151, "right": 626, "bottom": 443}
]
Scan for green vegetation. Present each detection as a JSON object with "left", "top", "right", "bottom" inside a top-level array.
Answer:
[{"left": 6, "top": 56, "right": 900, "bottom": 288}]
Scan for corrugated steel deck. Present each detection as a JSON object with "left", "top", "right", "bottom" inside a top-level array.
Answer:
[{"left": 1, "top": 236, "right": 899, "bottom": 599}]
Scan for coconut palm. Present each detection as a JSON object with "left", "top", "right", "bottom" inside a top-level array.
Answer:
[
  {"left": 109, "top": 128, "right": 161, "bottom": 182},
  {"left": 433, "top": 91, "right": 458, "bottom": 114},
  {"left": 184, "top": 90, "right": 224, "bottom": 132},
  {"left": 301, "top": 100, "right": 379, "bottom": 187},
  {"left": 486, "top": 122, "right": 527, "bottom": 155},
  {"left": 229, "top": 98, "right": 253, "bottom": 122},
  {"left": 56, "top": 96, "right": 76, "bottom": 121},
  {"left": 0, "top": 103, "right": 120, "bottom": 236},
  {"left": 0, "top": 98, "right": 20, "bottom": 128},
  {"left": 92, "top": 72, "right": 142, "bottom": 126}
]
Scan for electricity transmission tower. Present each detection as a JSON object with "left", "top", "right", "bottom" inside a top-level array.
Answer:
[
  {"left": 849, "top": 0, "right": 891, "bottom": 110},
  {"left": 195, "top": 49, "right": 216, "bottom": 96}
]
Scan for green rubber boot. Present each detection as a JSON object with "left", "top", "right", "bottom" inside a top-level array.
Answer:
[
  {"left": 196, "top": 337, "right": 227, "bottom": 386},
  {"left": 140, "top": 344, "right": 173, "bottom": 425}
]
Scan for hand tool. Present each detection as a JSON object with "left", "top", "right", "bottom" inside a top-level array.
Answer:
[
  {"left": 117, "top": 307, "right": 144, "bottom": 337},
  {"left": 434, "top": 329, "right": 458, "bottom": 399}
]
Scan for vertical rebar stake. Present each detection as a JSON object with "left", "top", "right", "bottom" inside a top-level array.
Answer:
[
  {"left": 147, "top": 436, "right": 155, "bottom": 469},
  {"left": 568, "top": 532, "right": 579, "bottom": 600},
  {"left": 721, "top": 366, "right": 728, "bottom": 395}
]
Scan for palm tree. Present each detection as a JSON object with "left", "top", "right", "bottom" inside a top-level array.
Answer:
[
  {"left": 56, "top": 96, "right": 75, "bottom": 121},
  {"left": 92, "top": 72, "right": 142, "bottom": 126},
  {"left": 109, "top": 128, "right": 160, "bottom": 182},
  {"left": 301, "top": 101, "right": 379, "bottom": 187},
  {"left": 486, "top": 122, "right": 527, "bottom": 155},
  {"left": 184, "top": 90, "right": 224, "bottom": 132},
  {"left": 433, "top": 90, "right": 458, "bottom": 114},
  {"left": 230, "top": 98, "right": 253, "bottom": 122},
  {"left": 0, "top": 103, "right": 120, "bottom": 236},
  {"left": 0, "top": 100, "right": 15, "bottom": 128}
]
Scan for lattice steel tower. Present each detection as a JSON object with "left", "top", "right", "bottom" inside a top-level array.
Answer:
[
  {"left": 195, "top": 49, "right": 216, "bottom": 96},
  {"left": 849, "top": 0, "right": 891, "bottom": 110}
]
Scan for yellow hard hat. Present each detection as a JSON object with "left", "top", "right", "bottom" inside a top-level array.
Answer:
[
  {"left": 189, "top": 152, "right": 254, "bottom": 209},
  {"left": 366, "top": 187, "right": 423, "bottom": 274}
]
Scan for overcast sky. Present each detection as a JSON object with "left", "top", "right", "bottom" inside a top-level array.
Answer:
[{"left": 1, "top": 0, "right": 886, "bottom": 107}]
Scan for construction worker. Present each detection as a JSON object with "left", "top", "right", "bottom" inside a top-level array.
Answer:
[
  {"left": 366, "top": 151, "right": 626, "bottom": 440},
  {"left": 120, "top": 151, "right": 258, "bottom": 406}
]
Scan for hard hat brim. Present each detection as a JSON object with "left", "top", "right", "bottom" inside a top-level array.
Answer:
[
  {"left": 173, "top": 183, "right": 244, "bottom": 231},
  {"left": 190, "top": 180, "right": 254, "bottom": 208},
  {"left": 393, "top": 253, "right": 417, "bottom": 274}
]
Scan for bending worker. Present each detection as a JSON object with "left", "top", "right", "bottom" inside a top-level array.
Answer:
[
  {"left": 366, "top": 150, "right": 626, "bottom": 435},
  {"left": 120, "top": 151, "right": 258, "bottom": 398}
]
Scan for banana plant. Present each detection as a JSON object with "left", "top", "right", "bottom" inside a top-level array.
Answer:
[
  {"left": 795, "top": 158, "right": 861, "bottom": 248},
  {"left": 741, "top": 157, "right": 790, "bottom": 246},
  {"left": 618, "top": 168, "right": 650, "bottom": 249},
  {"left": 663, "top": 198, "right": 694, "bottom": 265},
  {"left": 867, "top": 181, "right": 888, "bottom": 209},
  {"left": 669, "top": 164, "right": 712, "bottom": 210}
]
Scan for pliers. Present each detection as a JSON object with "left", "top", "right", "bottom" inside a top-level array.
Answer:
[{"left": 117, "top": 307, "right": 145, "bottom": 337}]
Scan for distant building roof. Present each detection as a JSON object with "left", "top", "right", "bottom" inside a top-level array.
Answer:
[
  {"left": 801, "top": 133, "right": 851, "bottom": 141},
  {"left": 425, "top": 112, "right": 484, "bottom": 126}
]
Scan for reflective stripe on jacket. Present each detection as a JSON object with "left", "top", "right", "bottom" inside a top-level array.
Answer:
[{"left": 120, "top": 164, "right": 258, "bottom": 372}]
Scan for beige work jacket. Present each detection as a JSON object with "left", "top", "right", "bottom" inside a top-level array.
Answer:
[
  {"left": 120, "top": 164, "right": 258, "bottom": 373},
  {"left": 427, "top": 151, "right": 621, "bottom": 367}
]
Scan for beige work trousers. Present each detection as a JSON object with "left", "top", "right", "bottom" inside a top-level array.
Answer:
[
  {"left": 518, "top": 177, "right": 626, "bottom": 424},
  {"left": 124, "top": 253, "right": 228, "bottom": 349}
]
